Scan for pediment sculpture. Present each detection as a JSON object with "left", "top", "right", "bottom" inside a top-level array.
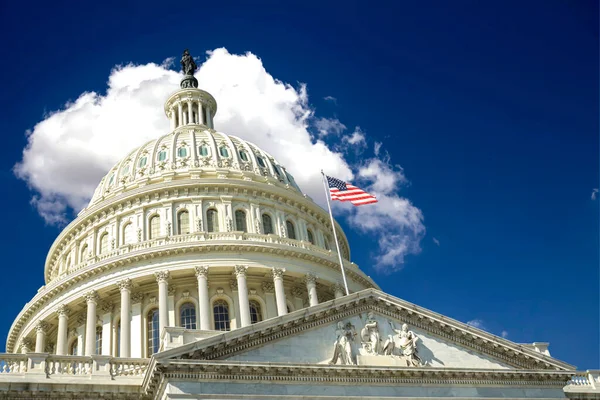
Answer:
[{"left": 329, "top": 321, "right": 357, "bottom": 365}]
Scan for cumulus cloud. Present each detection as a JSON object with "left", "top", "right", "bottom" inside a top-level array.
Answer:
[
  {"left": 592, "top": 188, "right": 598, "bottom": 200},
  {"left": 342, "top": 127, "right": 367, "bottom": 147},
  {"left": 14, "top": 47, "right": 425, "bottom": 272}
]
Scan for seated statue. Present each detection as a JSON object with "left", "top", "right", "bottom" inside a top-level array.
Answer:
[
  {"left": 382, "top": 321, "right": 423, "bottom": 367},
  {"left": 360, "top": 311, "right": 380, "bottom": 355},
  {"left": 329, "top": 321, "right": 356, "bottom": 365}
]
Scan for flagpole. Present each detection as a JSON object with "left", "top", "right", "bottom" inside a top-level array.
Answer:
[{"left": 321, "top": 170, "right": 350, "bottom": 296}]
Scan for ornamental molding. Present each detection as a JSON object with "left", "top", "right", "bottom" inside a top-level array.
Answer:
[
  {"left": 261, "top": 281, "right": 274, "bottom": 293},
  {"left": 116, "top": 278, "right": 133, "bottom": 292},
  {"left": 271, "top": 267, "right": 285, "bottom": 280},
  {"left": 234, "top": 265, "right": 248, "bottom": 278},
  {"left": 56, "top": 304, "right": 70, "bottom": 317},
  {"left": 143, "top": 359, "right": 574, "bottom": 397},
  {"left": 35, "top": 321, "right": 49, "bottom": 334},
  {"left": 194, "top": 265, "right": 209, "bottom": 278},
  {"left": 84, "top": 291, "right": 99, "bottom": 304},
  {"left": 154, "top": 271, "right": 170, "bottom": 283},
  {"left": 157, "top": 290, "right": 573, "bottom": 372}
]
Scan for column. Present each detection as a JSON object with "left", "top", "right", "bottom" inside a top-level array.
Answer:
[
  {"left": 55, "top": 305, "right": 70, "bottom": 355},
  {"left": 206, "top": 107, "right": 212, "bottom": 128},
  {"left": 130, "top": 293, "right": 144, "bottom": 358},
  {"left": 34, "top": 321, "right": 48, "bottom": 353},
  {"left": 100, "top": 302, "right": 113, "bottom": 356},
  {"left": 332, "top": 282, "right": 345, "bottom": 299},
  {"left": 84, "top": 290, "right": 99, "bottom": 356},
  {"left": 169, "top": 109, "right": 176, "bottom": 130},
  {"left": 305, "top": 274, "right": 319, "bottom": 307},
  {"left": 187, "top": 101, "right": 193, "bottom": 125},
  {"left": 117, "top": 279, "right": 132, "bottom": 358},
  {"left": 262, "top": 281, "right": 277, "bottom": 319},
  {"left": 198, "top": 102, "right": 205, "bottom": 125},
  {"left": 272, "top": 268, "right": 288, "bottom": 316},
  {"left": 195, "top": 266, "right": 211, "bottom": 330},
  {"left": 234, "top": 265, "right": 251, "bottom": 327},
  {"left": 177, "top": 103, "right": 183, "bottom": 128},
  {"left": 155, "top": 271, "right": 170, "bottom": 334}
]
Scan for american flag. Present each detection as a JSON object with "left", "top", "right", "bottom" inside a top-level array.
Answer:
[{"left": 326, "top": 176, "right": 378, "bottom": 206}]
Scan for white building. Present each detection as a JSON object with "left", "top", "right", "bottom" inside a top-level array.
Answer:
[{"left": 1, "top": 50, "right": 597, "bottom": 400}]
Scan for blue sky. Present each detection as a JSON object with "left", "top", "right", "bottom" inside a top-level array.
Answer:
[{"left": 0, "top": 0, "right": 598, "bottom": 368}]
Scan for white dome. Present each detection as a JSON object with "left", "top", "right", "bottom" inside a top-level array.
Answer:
[{"left": 88, "top": 129, "right": 303, "bottom": 207}]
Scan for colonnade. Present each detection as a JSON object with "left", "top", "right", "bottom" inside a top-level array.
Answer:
[
  {"left": 169, "top": 100, "right": 213, "bottom": 130},
  {"left": 29, "top": 267, "right": 348, "bottom": 357}
]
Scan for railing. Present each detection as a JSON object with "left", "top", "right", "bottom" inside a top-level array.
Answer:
[
  {"left": 565, "top": 370, "right": 600, "bottom": 393},
  {"left": 0, "top": 353, "right": 149, "bottom": 380}
]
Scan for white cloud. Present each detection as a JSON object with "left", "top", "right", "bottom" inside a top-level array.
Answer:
[
  {"left": 14, "top": 47, "right": 425, "bottom": 272},
  {"left": 466, "top": 319, "right": 486, "bottom": 330},
  {"left": 342, "top": 127, "right": 367, "bottom": 147},
  {"left": 314, "top": 117, "right": 346, "bottom": 137},
  {"left": 374, "top": 141, "right": 382, "bottom": 156},
  {"left": 592, "top": 188, "right": 598, "bottom": 200},
  {"left": 324, "top": 95, "right": 337, "bottom": 103},
  {"left": 501, "top": 330, "right": 509, "bottom": 338},
  {"left": 432, "top": 237, "right": 440, "bottom": 246}
]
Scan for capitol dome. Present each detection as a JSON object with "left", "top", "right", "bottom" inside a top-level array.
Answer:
[{"left": 6, "top": 57, "right": 377, "bottom": 359}]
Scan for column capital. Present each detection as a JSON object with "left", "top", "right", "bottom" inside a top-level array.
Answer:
[
  {"left": 131, "top": 292, "right": 144, "bottom": 304},
  {"left": 56, "top": 304, "right": 71, "bottom": 317},
  {"left": 332, "top": 282, "right": 345, "bottom": 294},
  {"left": 234, "top": 265, "right": 248, "bottom": 278},
  {"left": 116, "top": 278, "right": 133, "bottom": 292},
  {"left": 35, "top": 321, "right": 49, "bottom": 334},
  {"left": 304, "top": 273, "right": 317, "bottom": 285},
  {"left": 100, "top": 301, "right": 114, "bottom": 314},
  {"left": 271, "top": 267, "right": 285, "bottom": 280},
  {"left": 20, "top": 338, "right": 33, "bottom": 353},
  {"left": 262, "top": 281, "right": 275, "bottom": 293},
  {"left": 195, "top": 265, "right": 209, "bottom": 278},
  {"left": 84, "top": 290, "right": 99, "bottom": 304},
  {"left": 154, "top": 270, "right": 170, "bottom": 283}
]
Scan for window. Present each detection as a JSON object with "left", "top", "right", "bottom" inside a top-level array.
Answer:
[
  {"left": 99, "top": 233, "right": 110, "bottom": 255},
  {"left": 149, "top": 215, "right": 160, "bottom": 239},
  {"left": 273, "top": 165, "right": 283, "bottom": 178},
  {"left": 307, "top": 229, "right": 315, "bottom": 245},
  {"left": 235, "top": 210, "right": 247, "bottom": 232},
  {"left": 177, "top": 147, "right": 188, "bottom": 157},
  {"left": 286, "top": 220, "right": 296, "bottom": 240},
  {"left": 256, "top": 156, "right": 266, "bottom": 168},
  {"left": 158, "top": 150, "right": 167, "bottom": 162},
  {"left": 206, "top": 209, "right": 218, "bottom": 233},
  {"left": 95, "top": 326, "right": 102, "bottom": 355},
  {"left": 262, "top": 214, "right": 273, "bottom": 235},
  {"left": 147, "top": 309, "right": 160, "bottom": 355},
  {"left": 219, "top": 147, "right": 230, "bottom": 158},
  {"left": 199, "top": 144, "right": 209, "bottom": 157},
  {"left": 138, "top": 156, "right": 147, "bottom": 168},
  {"left": 69, "top": 340, "right": 78, "bottom": 356},
  {"left": 238, "top": 150, "right": 249, "bottom": 162},
  {"left": 122, "top": 164, "right": 131, "bottom": 176},
  {"left": 324, "top": 237, "right": 331, "bottom": 251},
  {"left": 178, "top": 210, "right": 190, "bottom": 235},
  {"left": 80, "top": 244, "right": 88, "bottom": 261},
  {"left": 180, "top": 303, "right": 197, "bottom": 329},
  {"left": 249, "top": 300, "right": 262, "bottom": 324},
  {"left": 123, "top": 223, "right": 134, "bottom": 245},
  {"left": 213, "top": 300, "right": 230, "bottom": 331},
  {"left": 108, "top": 174, "right": 115, "bottom": 186}
]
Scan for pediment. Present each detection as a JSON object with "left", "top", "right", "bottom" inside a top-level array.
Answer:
[{"left": 155, "top": 289, "right": 574, "bottom": 371}]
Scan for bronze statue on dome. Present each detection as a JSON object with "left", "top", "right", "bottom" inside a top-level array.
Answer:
[{"left": 181, "top": 49, "right": 197, "bottom": 76}]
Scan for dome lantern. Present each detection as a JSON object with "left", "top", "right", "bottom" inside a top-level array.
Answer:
[{"left": 164, "top": 49, "right": 217, "bottom": 130}]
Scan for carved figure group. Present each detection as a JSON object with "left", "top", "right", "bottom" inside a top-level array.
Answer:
[
  {"left": 382, "top": 321, "right": 423, "bottom": 367},
  {"left": 360, "top": 312, "right": 380, "bottom": 355},
  {"left": 329, "top": 321, "right": 356, "bottom": 365}
]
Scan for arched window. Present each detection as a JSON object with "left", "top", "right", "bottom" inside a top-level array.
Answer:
[
  {"left": 307, "top": 229, "right": 315, "bottom": 245},
  {"left": 213, "top": 300, "right": 230, "bottom": 331},
  {"left": 206, "top": 209, "right": 218, "bottom": 233},
  {"left": 262, "top": 214, "right": 273, "bottom": 235},
  {"left": 157, "top": 150, "right": 167, "bottom": 162},
  {"left": 179, "top": 303, "right": 197, "bottom": 329},
  {"left": 123, "top": 223, "right": 134, "bottom": 245},
  {"left": 177, "top": 147, "right": 188, "bottom": 158},
  {"left": 147, "top": 309, "right": 160, "bottom": 355},
  {"left": 177, "top": 210, "right": 190, "bottom": 235},
  {"left": 80, "top": 244, "right": 88, "bottom": 261},
  {"left": 249, "top": 300, "right": 262, "bottom": 324},
  {"left": 69, "top": 340, "right": 78, "bottom": 356},
  {"left": 95, "top": 326, "right": 102, "bottom": 355},
  {"left": 286, "top": 220, "right": 296, "bottom": 240},
  {"left": 99, "top": 233, "right": 110, "bottom": 255},
  {"left": 149, "top": 215, "right": 160, "bottom": 239},
  {"left": 235, "top": 210, "right": 247, "bottom": 232},
  {"left": 199, "top": 144, "right": 209, "bottom": 157},
  {"left": 324, "top": 236, "right": 331, "bottom": 251}
]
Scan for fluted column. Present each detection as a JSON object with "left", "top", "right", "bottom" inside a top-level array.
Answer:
[
  {"left": 55, "top": 305, "right": 70, "bottom": 355},
  {"left": 305, "top": 274, "right": 319, "bottom": 307},
  {"left": 187, "top": 101, "right": 193, "bottom": 124},
  {"left": 177, "top": 103, "right": 183, "bottom": 128},
  {"left": 169, "top": 109, "right": 176, "bottom": 131},
  {"left": 272, "top": 268, "right": 288, "bottom": 316},
  {"left": 195, "top": 266, "right": 211, "bottom": 330},
  {"left": 198, "top": 102, "right": 205, "bottom": 125},
  {"left": 155, "top": 271, "right": 170, "bottom": 335},
  {"left": 234, "top": 265, "right": 251, "bottom": 327},
  {"left": 117, "top": 279, "right": 132, "bottom": 357},
  {"left": 332, "top": 282, "right": 345, "bottom": 299},
  {"left": 34, "top": 321, "right": 48, "bottom": 353},
  {"left": 84, "top": 290, "right": 99, "bottom": 356}
]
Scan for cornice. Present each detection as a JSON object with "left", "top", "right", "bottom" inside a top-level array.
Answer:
[
  {"left": 143, "top": 359, "right": 574, "bottom": 397},
  {"left": 45, "top": 178, "right": 351, "bottom": 280},
  {"left": 8, "top": 239, "right": 376, "bottom": 354}
]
